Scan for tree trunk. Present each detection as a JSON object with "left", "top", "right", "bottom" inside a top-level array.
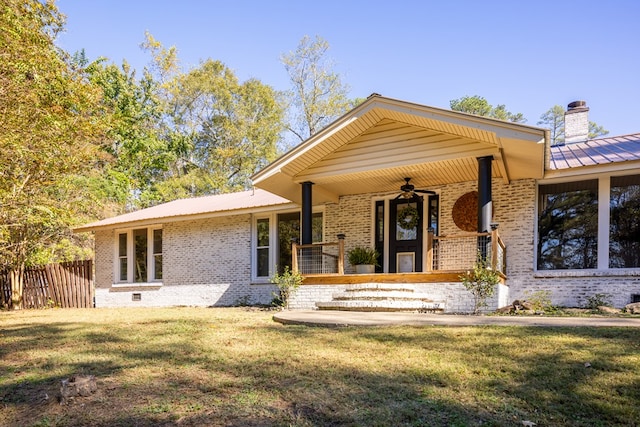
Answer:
[{"left": 10, "top": 265, "right": 24, "bottom": 310}]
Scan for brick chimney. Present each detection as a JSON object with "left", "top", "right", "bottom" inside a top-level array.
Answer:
[{"left": 564, "top": 100, "right": 589, "bottom": 143}]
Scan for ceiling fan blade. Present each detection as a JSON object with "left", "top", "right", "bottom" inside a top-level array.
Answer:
[{"left": 415, "top": 189, "right": 436, "bottom": 195}]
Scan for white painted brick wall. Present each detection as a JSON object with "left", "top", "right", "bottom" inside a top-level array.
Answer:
[
  {"left": 92, "top": 175, "right": 640, "bottom": 311},
  {"left": 94, "top": 230, "right": 114, "bottom": 289},
  {"left": 288, "top": 285, "right": 349, "bottom": 310},
  {"left": 93, "top": 215, "right": 277, "bottom": 308},
  {"left": 319, "top": 178, "right": 640, "bottom": 311},
  {"left": 95, "top": 283, "right": 275, "bottom": 308}
]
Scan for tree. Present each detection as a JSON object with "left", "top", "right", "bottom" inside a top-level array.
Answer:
[
  {"left": 138, "top": 35, "right": 285, "bottom": 204},
  {"left": 281, "top": 35, "right": 351, "bottom": 143},
  {"left": 450, "top": 95, "right": 526, "bottom": 123},
  {"left": 0, "top": 0, "right": 106, "bottom": 308},
  {"left": 537, "top": 105, "right": 609, "bottom": 145},
  {"left": 537, "top": 105, "right": 565, "bottom": 145},
  {"left": 157, "top": 59, "right": 284, "bottom": 200},
  {"left": 84, "top": 58, "right": 171, "bottom": 211}
]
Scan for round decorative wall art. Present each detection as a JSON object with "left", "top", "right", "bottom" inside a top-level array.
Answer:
[{"left": 452, "top": 191, "right": 478, "bottom": 232}]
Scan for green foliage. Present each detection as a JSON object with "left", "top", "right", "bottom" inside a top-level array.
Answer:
[
  {"left": 84, "top": 59, "right": 168, "bottom": 210},
  {"left": 270, "top": 266, "right": 303, "bottom": 309},
  {"left": 164, "top": 60, "right": 284, "bottom": 200},
  {"left": 460, "top": 256, "right": 501, "bottom": 314},
  {"left": 6, "top": 308, "right": 640, "bottom": 426},
  {"left": 347, "top": 246, "right": 380, "bottom": 266},
  {"left": 523, "top": 290, "right": 558, "bottom": 313},
  {"left": 537, "top": 105, "right": 566, "bottom": 145},
  {"left": 584, "top": 293, "right": 614, "bottom": 309},
  {"left": 588, "top": 121, "right": 609, "bottom": 139},
  {"left": 538, "top": 104, "right": 609, "bottom": 145},
  {"left": 0, "top": 0, "right": 106, "bottom": 296},
  {"left": 450, "top": 95, "right": 526, "bottom": 123},
  {"left": 281, "top": 35, "right": 351, "bottom": 141},
  {"left": 27, "top": 237, "right": 94, "bottom": 267}
]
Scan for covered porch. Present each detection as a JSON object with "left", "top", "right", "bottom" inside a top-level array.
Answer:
[
  {"left": 252, "top": 95, "right": 547, "bottom": 311},
  {"left": 292, "top": 227, "right": 506, "bottom": 284}
]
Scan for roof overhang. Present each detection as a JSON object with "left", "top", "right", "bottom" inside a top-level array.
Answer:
[
  {"left": 74, "top": 189, "right": 295, "bottom": 233},
  {"left": 252, "top": 95, "right": 549, "bottom": 204}
]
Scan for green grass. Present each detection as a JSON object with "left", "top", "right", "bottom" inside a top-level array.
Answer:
[{"left": 1, "top": 307, "right": 639, "bottom": 426}]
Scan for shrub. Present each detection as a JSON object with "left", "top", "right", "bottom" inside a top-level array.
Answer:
[
  {"left": 584, "top": 293, "right": 613, "bottom": 309},
  {"left": 460, "top": 256, "right": 501, "bottom": 315},
  {"left": 523, "top": 290, "right": 558, "bottom": 314},
  {"left": 347, "top": 246, "right": 379, "bottom": 266},
  {"left": 270, "top": 266, "right": 303, "bottom": 309}
]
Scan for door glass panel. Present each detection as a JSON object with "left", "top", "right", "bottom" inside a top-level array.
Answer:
[
  {"left": 396, "top": 202, "right": 418, "bottom": 241},
  {"left": 428, "top": 195, "right": 439, "bottom": 234},
  {"left": 375, "top": 201, "right": 384, "bottom": 272}
]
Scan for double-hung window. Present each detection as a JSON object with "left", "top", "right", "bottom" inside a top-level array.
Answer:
[{"left": 116, "top": 227, "right": 163, "bottom": 283}]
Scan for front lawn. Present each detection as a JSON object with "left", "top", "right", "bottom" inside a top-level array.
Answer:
[{"left": 1, "top": 307, "right": 639, "bottom": 426}]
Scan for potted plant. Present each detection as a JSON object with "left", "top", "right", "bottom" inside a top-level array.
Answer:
[{"left": 347, "top": 246, "right": 379, "bottom": 274}]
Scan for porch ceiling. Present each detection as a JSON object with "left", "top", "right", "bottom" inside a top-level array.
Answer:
[{"left": 253, "top": 95, "right": 548, "bottom": 204}]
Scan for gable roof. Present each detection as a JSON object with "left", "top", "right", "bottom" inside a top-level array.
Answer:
[
  {"left": 550, "top": 133, "right": 640, "bottom": 170},
  {"left": 252, "top": 94, "right": 548, "bottom": 204},
  {"left": 74, "top": 189, "right": 293, "bottom": 232}
]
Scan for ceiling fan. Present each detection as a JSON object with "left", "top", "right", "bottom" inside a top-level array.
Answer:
[{"left": 394, "top": 177, "right": 435, "bottom": 200}]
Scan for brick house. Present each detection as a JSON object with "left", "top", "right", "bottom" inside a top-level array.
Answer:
[{"left": 76, "top": 95, "right": 640, "bottom": 311}]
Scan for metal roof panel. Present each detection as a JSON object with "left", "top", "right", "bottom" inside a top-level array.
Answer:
[{"left": 549, "top": 133, "right": 640, "bottom": 170}]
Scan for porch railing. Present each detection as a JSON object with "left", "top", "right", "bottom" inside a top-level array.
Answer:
[
  {"left": 427, "top": 228, "right": 506, "bottom": 275},
  {"left": 292, "top": 236, "right": 345, "bottom": 275},
  {"left": 292, "top": 229, "right": 505, "bottom": 276}
]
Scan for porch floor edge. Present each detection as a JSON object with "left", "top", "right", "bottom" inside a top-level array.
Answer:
[{"left": 301, "top": 271, "right": 468, "bottom": 285}]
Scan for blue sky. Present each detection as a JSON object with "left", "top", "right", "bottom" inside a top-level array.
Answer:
[{"left": 56, "top": 0, "right": 639, "bottom": 136}]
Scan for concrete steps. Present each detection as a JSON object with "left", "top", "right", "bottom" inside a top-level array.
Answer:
[{"left": 315, "top": 284, "right": 445, "bottom": 312}]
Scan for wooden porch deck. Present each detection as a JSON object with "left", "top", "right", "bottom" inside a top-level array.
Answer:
[
  {"left": 293, "top": 229, "right": 507, "bottom": 285},
  {"left": 303, "top": 271, "right": 480, "bottom": 285}
]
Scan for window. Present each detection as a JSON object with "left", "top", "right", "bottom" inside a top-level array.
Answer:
[
  {"left": 116, "top": 227, "right": 162, "bottom": 283},
  {"left": 118, "top": 233, "right": 128, "bottom": 281},
  {"left": 256, "top": 218, "right": 270, "bottom": 277},
  {"left": 253, "top": 211, "right": 323, "bottom": 279},
  {"left": 610, "top": 174, "right": 640, "bottom": 268},
  {"left": 153, "top": 229, "right": 163, "bottom": 280},
  {"left": 537, "top": 180, "right": 598, "bottom": 270}
]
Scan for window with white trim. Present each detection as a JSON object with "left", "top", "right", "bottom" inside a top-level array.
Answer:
[
  {"left": 116, "top": 227, "right": 162, "bottom": 283},
  {"left": 610, "top": 174, "right": 640, "bottom": 268},
  {"left": 253, "top": 210, "right": 323, "bottom": 280},
  {"left": 256, "top": 218, "right": 270, "bottom": 278},
  {"left": 537, "top": 174, "right": 640, "bottom": 271},
  {"left": 537, "top": 180, "right": 598, "bottom": 270}
]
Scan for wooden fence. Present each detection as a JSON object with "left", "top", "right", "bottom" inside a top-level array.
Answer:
[{"left": 0, "top": 260, "right": 93, "bottom": 309}]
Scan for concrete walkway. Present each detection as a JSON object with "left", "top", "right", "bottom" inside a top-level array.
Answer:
[{"left": 273, "top": 310, "right": 640, "bottom": 328}]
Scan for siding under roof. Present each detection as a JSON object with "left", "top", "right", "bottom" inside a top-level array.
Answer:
[
  {"left": 75, "top": 189, "right": 292, "bottom": 232},
  {"left": 550, "top": 133, "right": 640, "bottom": 170}
]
